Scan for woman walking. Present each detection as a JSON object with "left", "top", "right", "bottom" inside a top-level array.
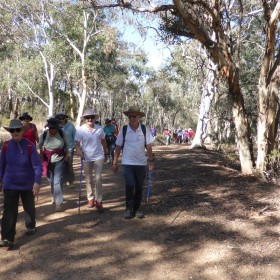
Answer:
[{"left": 0, "top": 120, "right": 42, "bottom": 248}]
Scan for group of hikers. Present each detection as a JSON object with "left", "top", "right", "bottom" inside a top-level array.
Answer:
[
  {"left": 163, "top": 128, "right": 195, "bottom": 145},
  {"left": 0, "top": 105, "right": 155, "bottom": 249}
]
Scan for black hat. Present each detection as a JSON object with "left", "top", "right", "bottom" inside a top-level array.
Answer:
[
  {"left": 45, "top": 118, "right": 59, "bottom": 129},
  {"left": 19, "top": 112, "right": 33, "bottom": 121},
  {"left": 105, "top": 118, "right": 111, "bottom": 124}
]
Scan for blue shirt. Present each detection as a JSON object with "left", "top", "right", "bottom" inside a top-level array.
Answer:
[{"left": 61, "top": 122, "right": 76, "bottom": 150}]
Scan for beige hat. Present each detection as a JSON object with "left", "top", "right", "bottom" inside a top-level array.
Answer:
[
  {"left": 123, "top": 106, "right": 145, "bottom": 118},
  {"left": 82, "top": 108, "right": 99, "bottom": 118},
  {"left": 3, "top": 119, "right": 23, "bottom": 132}
]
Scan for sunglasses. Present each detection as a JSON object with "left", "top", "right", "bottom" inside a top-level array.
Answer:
[
  {"left": 85, "top": 116, "right": 95, "bottom": 120},
  {"left": 128, "top": 115, "right": 138, "bottom": 119},
  {"left": 58, "top": 117, "right": 65, "bottom": 120},
  {"left": 22, "top": 118, "right": 31, "bottom": 121},
  {"left": 10, "top": 128, "right": 22, "bottom": 133}
]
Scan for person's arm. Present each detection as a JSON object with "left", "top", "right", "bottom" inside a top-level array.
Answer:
[
  {"left": 101, "top": 138, "right": 108, "bottom": 161},
  {"left": 112, "top": 145, "right": 122, "bottom": 173},
  {"left": 146, "top": 144, "right": 154, "bottom": 171},
  {"left": 75, "top": 140, "right": 84, "bottom": 159}
]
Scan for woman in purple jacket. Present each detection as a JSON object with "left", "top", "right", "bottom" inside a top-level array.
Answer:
[{"left": 0, "top": 119, "right": 42, "bottom": 249}]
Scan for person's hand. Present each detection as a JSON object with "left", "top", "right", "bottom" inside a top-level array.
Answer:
[
  {"left": 148, "top": 162, "right": 154, "bottom": 171},
  {"left": 113, "top": 163, "right": 118, "bottom": 174},
  {"left": 33, "top": 183, "right": 40, "bottom": 197}
]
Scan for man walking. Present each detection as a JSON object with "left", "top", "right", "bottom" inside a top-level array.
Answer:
[{"left": 113, "top": 106, "right": 154, "bottom": 219}]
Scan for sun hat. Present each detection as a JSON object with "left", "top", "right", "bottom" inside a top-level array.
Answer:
[
  {"left": 3, "top": 119, "right": 23, "bottom": 132},
  {"left": 19, "top": 112, "right": 33, "bottom": 121},
  {"left": 45, "top": 118, "right": 59, "bottom": 129},
  {"left": 123, "top": 106, "right": 145, "bottom": 117},
  {"left": 105, "top": 118, "right": 111, "bottom": 124},
  {"left": 55, "top": 112, "right": 69, "bottom": 119},
  {"left": 82, "top": 108, "right": 99, "bottom": 118}
]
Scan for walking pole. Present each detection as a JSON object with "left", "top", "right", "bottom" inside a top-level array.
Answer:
[
  {"left": 146, "top": 170, "right": 152, "bottom": 202},
  {"left": 78, "top": 159, "right": 83, "bottom": 214}
]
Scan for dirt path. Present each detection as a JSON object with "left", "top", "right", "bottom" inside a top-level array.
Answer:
[{"left": 0, "top": 144, "right": 280, "bottom": 280}]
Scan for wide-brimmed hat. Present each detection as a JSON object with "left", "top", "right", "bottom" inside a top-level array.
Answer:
[
  {"left": 82, "top": 108, "right": 99, "bottom": 118},
  {"left": 123, "top": 106, "right": 145, "bottom": 117},
  {"left": 105, "top": 118, "right": 111, "bottom": 124},
  {"left": 55, "top": 112, "right": 69, "bottom": 119},
  {"left": 19, "top": 112, "right": 33, "bottom": 121},
  {"left": 45, "top": 118, "right": 59, "bottom": 129},
  {"left": 3, "top": 119, "right": 23, "bottom": 132}
]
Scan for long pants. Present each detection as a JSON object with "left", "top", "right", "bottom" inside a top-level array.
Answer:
[
  {"left": 48, "top": 159, "right": 65, "bottom": 205},
  {"left": 83, "top": 159, "right": 104, "bottom": 202},
  {"left": 1, "top": 190, "right": 35, "bottom": 242},
  {"left": 122, "top": 165, "right": 146, "bottom": 213}
]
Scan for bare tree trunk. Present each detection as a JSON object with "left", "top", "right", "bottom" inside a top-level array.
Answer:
[{"left": 191, "top": 57, "right": 216, "bottom": 148}]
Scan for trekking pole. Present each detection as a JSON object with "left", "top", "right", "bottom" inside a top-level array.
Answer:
[
  {"left": 78, "top": 158, "right": 83, "bottom": 214},
  {"left": 146, "top": 170, "right": 152, "bottom": 202}
]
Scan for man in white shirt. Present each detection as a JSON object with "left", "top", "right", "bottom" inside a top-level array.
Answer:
[
  {"left": 75, "top": 108, "right": 108, "bottom": 212},
  {"left": 113, "top": 106, "right": 154, "bottom": 219}
]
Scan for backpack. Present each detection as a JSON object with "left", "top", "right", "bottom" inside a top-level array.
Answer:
[
  {"left": 3, "top": 140, "right": 32, "bottom": 158},
  {"left": 122, "top": 124, "right": 146, "bottom": 148},
  {"left": 43, "top": 128, "right": 64, "bottom": 143}
]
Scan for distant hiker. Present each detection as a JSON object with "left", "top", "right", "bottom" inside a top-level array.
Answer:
[
  {"left": 55, "top": 112, "right": 76, "bottom": 185},
  {"left": 19, "top": 112, "right": 39, "bottom": 146},
  {"left": 163, "top": 128, "right": 171, "bottom": 145},
  {"left": 111, "top": 118, "right": 120, "bottom": 138},
  {"left": 75, "top": 108, "right": 108, "bottom": 212},
  {"left": 38, "top": 118, "right": 69, "bottom": 212},
  {"left": 113, "top": 105, "right": 155, "bottom": 219},
  {"left": 103, "top": 118, "right": 116, "bottom": 163},
  {"left": 0, "top": 120, "right": 42, "bottom": 249}
]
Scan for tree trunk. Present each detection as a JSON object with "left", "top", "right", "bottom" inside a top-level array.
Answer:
[
  {"left": 191, "top": 57, "right": 216, "bottom": 148},
  {"left": 228, "top": 68, "right": 254, "bottom": 174}
]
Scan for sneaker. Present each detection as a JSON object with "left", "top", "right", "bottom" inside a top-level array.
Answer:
[
  {"left": 96, "top": 201, "right": 104, "bottom": 212},
  {"left": 25, "top": 228, "right": 36, "bottom": 236},
  {"left": 87, "top": 199, "right": 95, "bottom": 208},
  {"left": 55, "top": 204, "right": 63, "bottom": 212},
  {"left": 0, "top": 239, "right": 14, "bottom": 248},
  {"left": 124, "top": 208, "right": 133, "bottom": 219},
  {"left": 135, "top": 210, "right": 145, "bottom": 219}
]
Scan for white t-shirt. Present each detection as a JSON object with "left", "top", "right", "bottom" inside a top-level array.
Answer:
[
  {"left": 115, "top": 124, "right": 154, "bottom": 166},
  {"left": 75, "top": 124, "right": 105, "bottom": 162}
]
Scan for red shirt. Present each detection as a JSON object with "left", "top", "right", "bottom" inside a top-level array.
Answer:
[{"left": 22, "top": 123, "right": 37, "bottom": 145}]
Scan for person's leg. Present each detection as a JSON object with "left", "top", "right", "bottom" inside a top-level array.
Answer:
[
  {"left": 123, "top": 165, "right": 136, "bottom": 218},
  {"left": 83, "top": 161, "right": 95, "bottom": 205},
  {"left": 133, "top": 165, "right": 146, "bottom": 216},
  {"left": 53, "top": 159, "right": 65, "bottom": 206},
  {"left": 93, "top": 159, "right": 104, "bottom": 209},
  {"left": 1, "top": 190, "right": 19, "bottom": 243},
  {"left": 21, "top": 190, "right": 36, "bottom": 230}
]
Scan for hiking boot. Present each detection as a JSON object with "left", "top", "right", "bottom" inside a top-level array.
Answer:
[
  {"left": 87, "top": 199, "right": 95, "bottom": 208},
  {"left": 0, "top": 239, "right": 14, "bottom": 249},
  {"left": 124, "top": 208, "right": 133, "bottom": 219},
  {"left": 25, "top": 228, "right": 36, "bottom": 236},
  {"left": 55, "top": 204, "right": 64, "bottom": 212},
  {"left": 135, "top": 209, "right": 145, "bottom": 219},
  {"left": 96, "top": 201, "right": 104, "bottom": 212}
]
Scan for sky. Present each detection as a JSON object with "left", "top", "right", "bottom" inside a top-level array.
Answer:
[{"left": 120, "top": 24, "right": 171, "bottom": 69}]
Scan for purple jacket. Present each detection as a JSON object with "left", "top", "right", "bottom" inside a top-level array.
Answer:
[{"left": 0, "top": 138, "right": 42, "bottom": 191}]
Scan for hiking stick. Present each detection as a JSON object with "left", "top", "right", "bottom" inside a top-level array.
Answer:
[
  {"left": 146, "top": 170, "right": 152, "bottom": 202},
  {"left": 78, "top": 159, "right": 83, "bottom": 214}
]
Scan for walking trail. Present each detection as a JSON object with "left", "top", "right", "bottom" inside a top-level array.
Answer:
[{"left": 0, "top": 144, "right": 280, "bottom": 280}]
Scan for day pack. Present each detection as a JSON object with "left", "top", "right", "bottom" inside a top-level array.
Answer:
[
  {"left": 3, "top": 140, "right": 32, "bottom": 158},
  {"left": 122, "top": 124, "right": 146, "bottom": 148}
]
